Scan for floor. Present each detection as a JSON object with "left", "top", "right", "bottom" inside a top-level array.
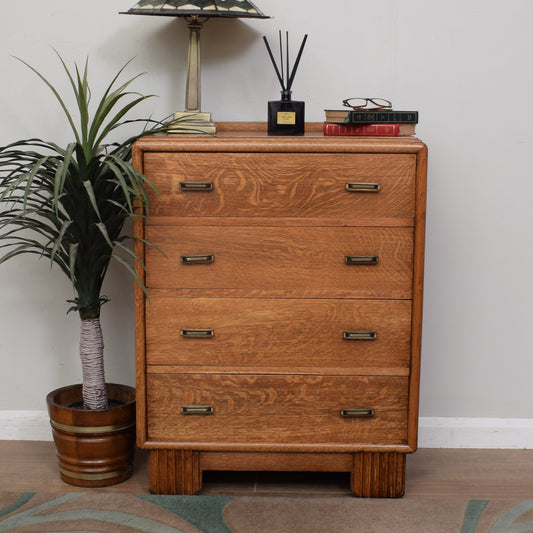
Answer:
[{"left": 1, "top": 441, "right": 532, "bottom": 499}]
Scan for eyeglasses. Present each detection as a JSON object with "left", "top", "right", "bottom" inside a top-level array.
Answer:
[{"left": 342, "top": 98, "right": 392, "bottom": 111}]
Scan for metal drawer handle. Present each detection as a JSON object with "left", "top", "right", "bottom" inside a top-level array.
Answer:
[
  {"left": 180, "top": 329, "right": 214, "bottom": 338},
  {"left": 343, "top": 330, "right": 377, "bottom": 341},
  {"left": 181, "top": 405, "right": 214, "bottom": 415},
  {"left": 345, "top": 255, "right": 379, "bottom": 265},
  {"left": 181, "top": 254, "right": 214, "bottom": 264},
  {"left": 179, "top": 182, "right": 213, "bottom": 191},
  {"left": 341, "top": 409, "right": 375, "bottom": 418},
  {"left": 345, "top": 182, "right": 381, "bottom": 192}
]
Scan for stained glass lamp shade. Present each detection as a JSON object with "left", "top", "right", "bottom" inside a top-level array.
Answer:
[
  {"left": 122, "top": 0, "right": 269, "bottom": 132},
  {"left": 124, "top": 0, "right": 268, "bottom": 18}
]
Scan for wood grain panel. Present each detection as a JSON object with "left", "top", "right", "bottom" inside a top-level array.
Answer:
[
  {"left": 144, "top": 226, "right": 414, "bottom": 295},
  {"left": 142, "top": 152, "right": 415, "bottom": 220},
  {"left": 352, "top": 451, "right": 406, "bottom": 497},
  {"left": 146, "top": 374, "right": 408, "bottom": 447},
  {"left": 200, "top": 451, "right": 354, "bottom": 472},
  {"left": 148, "top": 449, "right": 201, "bottom": 495},
  {"left": 145, "top": 298, "right": 411, "bottom": 369}
]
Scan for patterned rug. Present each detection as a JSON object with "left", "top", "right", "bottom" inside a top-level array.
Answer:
[{"left": 1, "top": 492, "right": 533, "bottom": 532}]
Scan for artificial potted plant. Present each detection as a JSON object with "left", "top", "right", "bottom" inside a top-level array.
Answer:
[{"left": 0, "top": 54, "right": 177, "bottom": 486}]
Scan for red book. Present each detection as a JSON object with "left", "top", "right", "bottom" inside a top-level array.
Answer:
[{"left": 323, "top": 122, "right": 415, "bottom": 136}]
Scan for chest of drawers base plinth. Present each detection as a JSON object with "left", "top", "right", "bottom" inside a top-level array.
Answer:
[
  {"left": 132, "top": 124, "right": 427, "bottom": 497},
  {"left": 148, "top": 449, "right": 406, "bottom": 497}
]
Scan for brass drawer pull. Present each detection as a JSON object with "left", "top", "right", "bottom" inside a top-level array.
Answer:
[
  {"left": 343, "top": 330, "right": 377, "bottom": 341},
  {"left": 179, "top": 182, "right": 213, "bottom": 191},
  {"left": 345, "top": 255, "right": 379, "bottom": 265},
  {"left": 341, "top": 409, "right": 375, "bottom": 418},
  {"left": 180, "top": 329, "right": 214, "bottom": 338},
  {"left": 181, "top": 254, "right": 214, "bottom": 264},
  {"left": 345, "top": 182, "right": 381, "bottom": 192},
  {"left": 181, "top": 405, "right": 214, "bottom": 415}
]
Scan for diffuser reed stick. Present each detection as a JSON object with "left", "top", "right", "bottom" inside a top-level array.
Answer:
[
  {"left": 287, "top": 34, "right": 308, "bottom": 91},
  {"left": 263, "top": 32, "right": 308, "bottom": 94}
]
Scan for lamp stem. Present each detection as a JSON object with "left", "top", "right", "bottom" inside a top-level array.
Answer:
[{"left": 185, "top": 16, "right": 203, "bottom": 113}]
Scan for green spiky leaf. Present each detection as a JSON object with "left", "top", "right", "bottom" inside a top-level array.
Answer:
[{"left": 0, "top": 53, "right": 182, "bottom": 316}]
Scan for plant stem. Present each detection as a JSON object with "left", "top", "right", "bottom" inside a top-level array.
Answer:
[{"left": 80, "top": 316, "right": 107, "bottom": 409}]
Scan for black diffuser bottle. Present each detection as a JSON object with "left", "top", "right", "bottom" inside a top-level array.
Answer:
[
  {"left": 264, "top": 32, "right": 308, "bottom": 136},
  {"left": 268, "top": 89, "right": 305, "bottom": 136}
]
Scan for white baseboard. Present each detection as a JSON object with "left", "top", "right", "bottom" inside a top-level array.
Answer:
[
  {"left": 0, "top": 410, "right": 52, "bottom": 441},
  {"left": 1, "top": 411, "right": 533, "bottom": 449},
  {"left": 418, "top": 417, "right": 533, "bottom": 449}
]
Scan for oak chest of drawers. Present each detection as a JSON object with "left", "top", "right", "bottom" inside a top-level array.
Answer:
[{"left": 132, "top": 124, "right": 427, "bottom": 497}]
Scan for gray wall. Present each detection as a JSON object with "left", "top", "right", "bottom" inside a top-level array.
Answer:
[{"left": 0, "top": 0, "right": 532, "bottom": 420}]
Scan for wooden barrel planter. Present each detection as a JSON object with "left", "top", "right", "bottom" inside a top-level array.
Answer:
[{"left": 46, "top": 383, "right": 136, "bottom": 487}]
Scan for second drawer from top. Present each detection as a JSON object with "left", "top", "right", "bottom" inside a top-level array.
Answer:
[{"left": 145, "top": 226, "right": 414, "bottom": 297}]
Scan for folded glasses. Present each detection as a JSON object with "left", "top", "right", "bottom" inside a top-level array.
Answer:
[{"left": 342, "top": 98, "right": 392, "bottom": 111}]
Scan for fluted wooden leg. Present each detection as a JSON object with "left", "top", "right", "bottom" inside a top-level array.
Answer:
[
  {"left": 351, "top": 452, "right": 406, "bottom": 498},
  {"left": 149, "top": 450, "right": 201, "bottom": 494}
]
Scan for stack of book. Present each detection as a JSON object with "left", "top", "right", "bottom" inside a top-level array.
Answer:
[{"left": 323, "top": 109, "right": 418, "bottom": 137}]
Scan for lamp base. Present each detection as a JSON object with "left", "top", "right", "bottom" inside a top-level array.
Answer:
[{"left": 168, "top": 111, "right": 217, "bottom": 135}]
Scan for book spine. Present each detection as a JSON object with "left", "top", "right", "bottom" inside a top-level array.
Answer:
[
  {"left": 323, "top": 122, "right": 401, "bottom": 136},
  {"left": 346, "top": 111, "right": 418, "bottom": 124}
]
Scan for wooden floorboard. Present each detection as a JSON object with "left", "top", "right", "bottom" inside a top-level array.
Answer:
[{"left": 0, "top": 441, "right": 532, "bottom": 498}]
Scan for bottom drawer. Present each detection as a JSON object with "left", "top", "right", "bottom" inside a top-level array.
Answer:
[{"left": 146, "top": 374, "right": 409, "bottom": 447}]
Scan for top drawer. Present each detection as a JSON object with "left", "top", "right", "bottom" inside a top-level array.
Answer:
[{"left": 142, "top": 152, "right": 416, "bottom": 222}]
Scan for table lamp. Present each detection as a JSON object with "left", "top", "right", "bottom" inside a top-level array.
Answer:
[{"left": 122, "top": 0, "right": 269, "bottom": 133}]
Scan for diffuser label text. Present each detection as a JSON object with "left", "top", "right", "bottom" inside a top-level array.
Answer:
[{"left": 277, "top": 111, "right": 296, "bottom": 125}]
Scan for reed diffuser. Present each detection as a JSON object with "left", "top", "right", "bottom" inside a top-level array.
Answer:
[{"left": 263, "top": 31, "right": 308, "bottom": 135}]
